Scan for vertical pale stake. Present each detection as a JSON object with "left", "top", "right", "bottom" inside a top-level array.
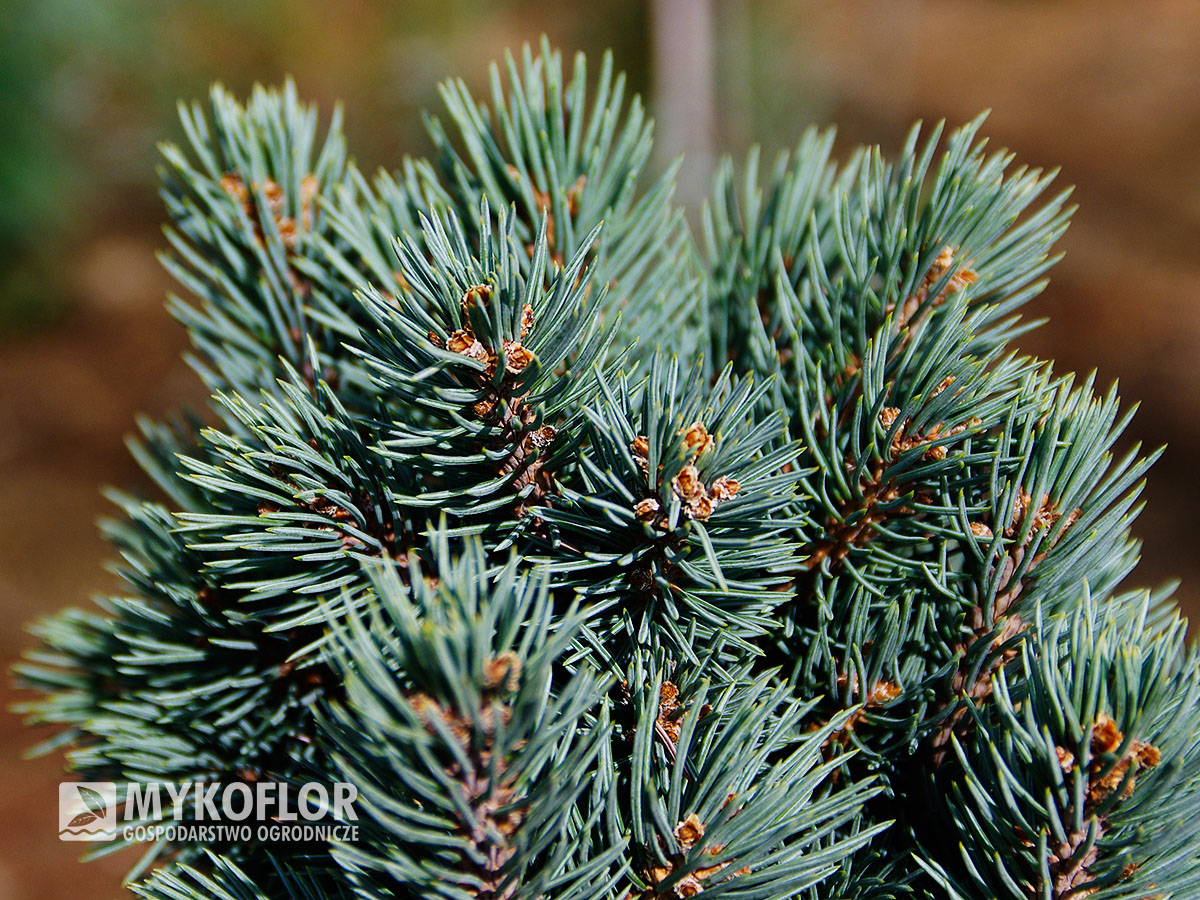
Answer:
[{"left": 651, "top": 0, "right": 717, "bottom": 207}]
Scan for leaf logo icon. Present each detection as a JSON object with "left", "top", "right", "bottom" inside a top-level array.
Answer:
[
  {"left": 59, "top": 782, "right": 116, "bottom": 840},
  {"left": 77, "top": 786, "right": 108, "bottom": 818}
]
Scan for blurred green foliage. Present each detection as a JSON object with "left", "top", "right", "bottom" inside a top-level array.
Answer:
[
  {"left": 0, "top": 0, "right": 650, "bottom": 331},
  {"left": 0, "top": 0, "right": 193, "bottom": 327}
]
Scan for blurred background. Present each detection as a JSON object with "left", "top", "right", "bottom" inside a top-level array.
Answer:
[{"left": 2, "top": 1, "right": 1198, "bottom": 896}]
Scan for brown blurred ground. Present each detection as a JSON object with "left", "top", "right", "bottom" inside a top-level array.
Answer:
[{"left": 2, "top": 1, "right": 1199, "bottom": 897}]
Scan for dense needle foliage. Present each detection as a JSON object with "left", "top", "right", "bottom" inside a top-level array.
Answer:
[{"left": 19, "top": 41, "right": 1200, "bottom": 900}]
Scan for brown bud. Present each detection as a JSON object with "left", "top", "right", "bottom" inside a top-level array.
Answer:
[
  {"left": 647, "top": 865, "right": 672, "bottom": 886},
  {"left": 260, "top": 178, "right": 285, "bottom": 214},
  {"left": 687, "top": 495, "right": 714, "bottom": 521},
  {"left": 708, "top": 476, "right": 741, "bottom": 501},
  {"left": 461, "top": 283, "right": 491, "bottom": 314},
  {"left": 659, "top": 681, "right": 680, "bottom": 712},
  {"left": 502, "top": 340, "right": 534, "bottom": 374},
  {"left": 1056, "top": 746, "right": 1076, "bottom": 772},
  {"left": 299, "top": 173, "right": 319, "bottom": 230},
  {"left": 483, "top": 651, "right": 522, "bottom": 693},
  {"left": 1092, "top": 712, "right": 1123, "bottom": 755},
  {"left": 675, "top": 813, "right": 705, "bottom": 850},
  {"left": 673, "top": 464, "right": 704, "bottom": 500},
  {"left": 951, "top": 266, "right": 978, "bottom": 291},
  {"left": 629, "top": 566, "right": 654, "bottom": 591},
  {"left": 447, "top": 329, "right": 475, "bottom": 353},
  {"left": 634, "top": 498, "right": 661, "bottom": 521},
  {"left": 219, "top": 173, "right": 249, "bottom": 207},
  {"left": 530, "top": 425, "right": 557, "bottom": 448},
  {"left": 872, "top": 681, "right": 902, "bottom": 703},
  {"left": 682, "top": 421, "right": 714, "bottom": 456},
  {"left": 1135, "top": 741, "right": 1161, "bottom": 768},
  {"left": 448, "top": 329, "right": 492, "bottom": 371}
]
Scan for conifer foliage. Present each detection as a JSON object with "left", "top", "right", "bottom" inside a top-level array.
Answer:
[{"left": 19, "top": 41, "right": 1200, "bottom": 900}]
